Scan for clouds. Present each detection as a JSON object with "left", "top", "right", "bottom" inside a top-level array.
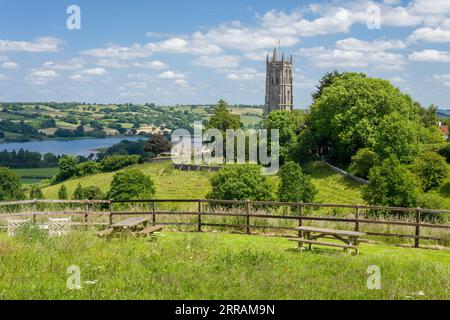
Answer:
[
  {"left": 433, "top": 74, "right": 450, "bottom": 87},
  {"left": 409, "top": 50, "right": 450, "bottom": 62},
  {"left": 27, "top": 69, "right": 59, "bottom": 85},
  {"left": 335, "top": 38, "right": 406, "bottom": 52},
  {"left": 1, "top": 61, "right": 19, "bottom": 69},
  {"left": 0, "top": 37, "right": 62, "bottom": 52},
  {"left": 409, "top": 19, "right": 450, "bottom": 43},
  {"left": 157, "top": 70, "right": 185, "bottom": 79},
  {"left": 192, "top": 55, "right": 241, "bottom": 69}
]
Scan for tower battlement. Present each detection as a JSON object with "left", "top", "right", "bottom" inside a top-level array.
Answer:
[{"left": 265, "top": 48, "right": 294, "bottom": 115}]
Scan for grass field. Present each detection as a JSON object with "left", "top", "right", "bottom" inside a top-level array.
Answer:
[
  {"left": 0, "top": 231, "right": 448, "bottom": 300},
  {"left": 12, "top": 167, "right": 58, "bottom": 184},
  {"left": 42, "top": 160, "right": 365, "bottom": 204}
]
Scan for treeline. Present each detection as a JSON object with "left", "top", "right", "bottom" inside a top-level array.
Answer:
[{"left": 0, "top": 149, "right": 59, "bottom": 168}]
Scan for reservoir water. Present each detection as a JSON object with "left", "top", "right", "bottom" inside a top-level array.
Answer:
[{"left": 0, "top": 136, "right": 141, "bottom": 156}]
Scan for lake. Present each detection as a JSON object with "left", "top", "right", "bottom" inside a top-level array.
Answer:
[{"left": 0, "top": 136, "right": 141, "bottom": 156}]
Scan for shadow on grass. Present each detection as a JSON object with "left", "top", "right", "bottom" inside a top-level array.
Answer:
[{"left": 285, "top": 247, "right": 355, "bottom": 256}]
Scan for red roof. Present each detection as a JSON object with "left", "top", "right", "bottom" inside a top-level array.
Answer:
[{"left": 440, "top": 125, "right": 449, "bottom": 135}]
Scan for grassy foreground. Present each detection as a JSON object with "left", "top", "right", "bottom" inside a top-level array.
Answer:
[{"left": 0, "top": 231, "right": 448, "bottom": 300}]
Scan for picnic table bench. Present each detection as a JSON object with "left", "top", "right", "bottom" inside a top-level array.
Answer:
[
  {"left": 289, "top": 226, "right": 366, "bottom": 254},
  {"left": 97, "top": 217, "right": 163, "bottom": 238}
]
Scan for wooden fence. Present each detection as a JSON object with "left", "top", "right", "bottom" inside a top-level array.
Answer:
[{"left": 0, "top": 199, "right": 449, "bottom": 248}]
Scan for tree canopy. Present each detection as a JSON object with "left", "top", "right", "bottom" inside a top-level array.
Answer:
[{"left": 0, "top": 167, "right": 24, "bottom": 201}]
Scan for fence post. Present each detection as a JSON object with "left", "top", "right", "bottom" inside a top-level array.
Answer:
[
  {"left": 84, "top": 200, "right": 89, "bottom": 227},
  {"left": 198, "top": 200, "right": 202, "bottom": 232},
  {"left": 246, "top": 200, "right": 250, "bottom": 235},
  {"left": 298, "top": 203, "right": 303, "bottom": 238},
  {"left": 355, "top": 207, "right": 360, "bottom": 232},
  {"left": 415, "top": 208, "right": 421, "bottom": 248},
  {"left": 32, "top": 199, "right": 37, "bottom": 224},
  {"left": 152, "top": 201, "right": 156, "bottom": 226},
  {"left": 108, "top": 201, "right": 113, "bottom": 226}
]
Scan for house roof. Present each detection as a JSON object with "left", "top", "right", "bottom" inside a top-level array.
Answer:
[{"left": 439, "top": 125, "right": 449, "bottom": 135}]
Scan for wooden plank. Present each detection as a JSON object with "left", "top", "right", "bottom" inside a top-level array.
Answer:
[
  {"left": 134, "top": 225, "right": 163, "bottom": 237},
  {"left": 295, "top": 226, "right": 366, "bottom": 237},
  {"left": 288, "top": 238, "right": 357, "bottom": 249},
  {"left": 97, "top": 228, "right": 113, "bottom": 237},
  {"left": 111, "top": 217, "right": 152, "bottom": 228}
]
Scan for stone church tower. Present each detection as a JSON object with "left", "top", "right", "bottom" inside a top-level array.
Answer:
[{"left": 265, "top": 48, "right": 294, "bottom": 114}]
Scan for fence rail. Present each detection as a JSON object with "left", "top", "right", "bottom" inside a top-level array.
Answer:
[{"left": 0, "top": 199, "right": 449, "bottom": 248}]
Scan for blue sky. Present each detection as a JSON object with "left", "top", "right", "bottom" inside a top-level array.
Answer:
[{"left": 0, "top": 0, "right": 449, "bottom": 108}]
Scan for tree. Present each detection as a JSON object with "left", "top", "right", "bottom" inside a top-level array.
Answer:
[
  {"left": 207, "top": 164, "right": 276, "bottom": 201},
  {"left": 58, "top": 185, "right": 68, "bottom": 200},
  {"left": 263, "top": 110, "right": 304, "bottom": 163},
  {"left": 72, "top": 183, "right": 85, "bottom": 200},
  {"left": 107, "top": 169, "right": 155, "bottom": 201},
  {"left": 363, "top": 157, "right": 420, "bottom": 208},
  {"left": 311, "top": 70, "right": 344, "bottom": 101},
  {"left": 308, "top": 73, "right": 422, "bottom": 165},
  {"left": 278, "top": 162, "right": 317, "bottom": 203},
  {"left": 373, "top": 112, "right": 420, "bottom": 164},
  {"left": 77, "top": 161, "right": 101, "bottom": 177},
  {"left": 206, "top": 99, "right": 242, "bottom": 132},
  {"left": 144, "top": 133, "right": 171, "bottom": 156},
  {"left": 420, "top": 104, "right": 439, "bottom": 128},
  {"left": 100, "top": 155, "right": 140, "bottom": 172},
  {"left": 412, "top": 151, "right": 448, "bottom": 191},
  {"left": 0, "top": 167, "right": 24, "bottom": 201},
  {"left": 29, "top": 185, "right": 44, "bottom": 199},
  {"left": 348, "top": 148, "right": 378, "bottom": 180},
  {"left": 55, "top": 156, "right": 79, "bottom": 181},
  {"left": 82, "top": 186, "right": 104, "bottom": 200}
]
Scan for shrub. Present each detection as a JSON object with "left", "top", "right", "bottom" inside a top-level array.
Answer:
[
  {"left": 55, "top": 156, "right": 79, "bottom": 181},
  {"left": 363, "top": 156, "right": 420, "bottom": 208},
  {"left": 348, "top": 148, "right": 378, "bottom": 180},
  {"left": 82, "top": 186, "right": 104, "bottom": 200},
  {"left": 58, "top": 185, "right": 68, "bottom": 200},
  {"left": 77, "top": 161, "right": 101, "bottom": 177},
  {"left": 278, "top": 161, "right": 317, "bottom": 203},
  {"left": 29, "top": 185, "right": 44, "bottom": 200},
  {"left": 438, "top": 143, "right": 450, "bottom": 163},
  {"left": 107, "top": 169, "right": 155, "bottom": 201},
  {"left": 0, "top": 167, "right": 24, "bottom": 201},
  {"left": 412, "top": 151, "right": 448, "bottom": 191},
  {"left": 100, "top": 155, "right": 140, "bottom": 172},
  {"left": 72, "top": 183, "right": 85, "bottom": 200},
  {"left": 207, "top": 164, "right": 276, "bottom": 201}
]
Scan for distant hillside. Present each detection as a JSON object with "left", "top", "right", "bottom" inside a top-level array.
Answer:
[{"left": 437, "top": 109, "right": 450, "bottom": 118}]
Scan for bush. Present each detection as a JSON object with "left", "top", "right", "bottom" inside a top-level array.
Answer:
[
  {"left": 438, "top": 143, "right": 450, "bottom": 163},
  {"left": 348, "top": 148, "right": 378, "bottom": 180},
  {"left": 278, "top": 162, "right": 317, "bottom": 203},
  {"left": 82, "top": 186, "right": 105, "bottom": 200},
  {"left": 207, "top": 164, "right": 276, "bottom": 201},
  {"left": 55, "top": 156, "right": 79, "bottom": 181},
  {"left": 412, "top": 151, "right": 448, "bottom": 191},
  {"left": 144, "top": 133, "right": 171, "bottom": 156},
  {"left": 58, "top": 185, "right": 68, "bottom": 200},
  {"left": 72, "top": 183, "right": 84, "bottom": 200},
  {"left": 107, "top": 169, "right": 155, "bottom": 201},
  {"left": 77, "top": 161, "right": 101, "bottom": 177},
  {"left": 100, "top": 155, "right": 140, "bottom": 172},
  {"left": 363, "top": 156, "right": 420, "bottom": 208},
  {"left": 0, "top": 167, "right": 24, "bottom": 201},
  {"left": 29, "top": 185, "right": 44, "bottom": 200}
]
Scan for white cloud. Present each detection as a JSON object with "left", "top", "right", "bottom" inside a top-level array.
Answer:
[
  {"left": 409, "top": 19, "right": 450, "bottom": 43},
  {"left": 157, "top": 70, "right": 185, "bottom": 79},
  {"left": 0, "top": 37, "right": 62, "bottom": 52},
  {"left": 1, "top": 61, "right": 19, "bottom": 69},
  {"left": 192, "top": 55, "right": 241, "bottom": 69},
  {"left": 125, "top": 81, "right": 147, "bottom": 89},
  {"left": 0, "top": 74, "right": 7, "bottom": 80},
  {"left": 335, "top": 37, "right": 407, "bottom": 52},
  {"left": 42, "top": 58, "right": 84, "bottom": 70},
  {"left": 81, "top": 44, "right": 150, "bottom": 60},
  {"left": 27, "top": 69, "right": 59, "bottom": 84},
  {"left": 96, "top": 59, "right": 130, "bottom": 69},
  {"left": 433, "top": 74, "right": 450, "bottom": 87},
  {"left": 299, "top": 46, "right": 407, "bottom": 70},
  {"left": 133, "top": 60, "right": 168, "bottom": 69},
  {"left": 409, "top": 49, "right": 450, "bottom": 62},
  {"left": 175, "top": 79, "right": 189, "bottom": 87},
  {"left": 244, "top": 51, "right": 270, "bottom": 61},
  {"left": 79, "top": 68, "right": 107, "bottom": 76},
  {"left": 389, "top": 76, "right": 407, "bottom": 83},
  {"left": 226, "top": 68, "right": 264, "bottom": 81}
]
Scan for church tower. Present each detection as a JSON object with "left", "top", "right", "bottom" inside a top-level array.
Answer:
[{"left": 265, "top": 48, "right": 294, "bottom": 114}]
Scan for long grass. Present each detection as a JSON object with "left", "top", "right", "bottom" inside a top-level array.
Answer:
[{"left": 0, "top": 231, "right": 448, "bottom": 300}]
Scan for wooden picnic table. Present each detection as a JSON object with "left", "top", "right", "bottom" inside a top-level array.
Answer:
[
  {"left": 289, "top": 226, "right": 366, "bottom": 254},
  {"left": 97, "top": 217, "right": 163, "bottom": 238}
]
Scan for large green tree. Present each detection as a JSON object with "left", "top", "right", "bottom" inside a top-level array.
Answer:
[
  {"left": 412, "top": 151, "right": 448, "bottom": 191},
  {"left": 206, "top": 99, "right": 242, "bottom": 132},
  {"left": 308, "top": 73, "right": 422, "bottom": 165},
  {"left": 0, "top": 167, "right": 24, "bottom": 201},
  {"left": 207, "top": 164, "right": 276, "bottom": 201}
]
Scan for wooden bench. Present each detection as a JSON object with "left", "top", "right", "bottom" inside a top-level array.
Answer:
[
  {"left": 133, "top": 225, "right": 163, "bottom": 237},
  {"left": 290, "top": 226, "right": 366, "bottom": 254},
  {"left": 97, "top": 228, "right": 113, "bottom": 238}
]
